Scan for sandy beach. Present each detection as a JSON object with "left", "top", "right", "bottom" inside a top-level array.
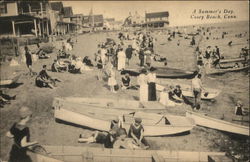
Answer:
[{"left": 0, "top": 21, "right": 249, "bottom": 161}]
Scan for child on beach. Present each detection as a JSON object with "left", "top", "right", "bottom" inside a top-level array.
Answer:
[{"left": 108, "top": 67, "right": 117, "bottom": 93}]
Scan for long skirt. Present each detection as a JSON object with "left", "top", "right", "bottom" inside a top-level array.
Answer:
[
  {"left": 148, "top": 82, "right": 156, "bottom": 101},
  {"left": 139, "top": 84, "right": 148, "bottom": 102},
  {"left": 117, "top": 57, "right": 125, "bottom": 70}
]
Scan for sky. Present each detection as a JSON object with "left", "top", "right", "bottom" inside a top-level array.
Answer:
[{"left": 63, "top": 1, "right": 249, "bottom": 27}]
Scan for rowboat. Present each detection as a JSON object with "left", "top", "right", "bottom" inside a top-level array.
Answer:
[
  {"left": 53, "top": 100, "right": 195, "bottom": 136},
  {"left": 53, "top": 97, "right": 166, "bottom": 113},
  {"left": 155, "top": 81, "right": 220, "bottom": 100},
  {"left": 0, "top": 74, "right": 21, "bottom": 86},
  {"left": 28, "top": 145, "right": 227, "bottom": 162},
  {"left": 205, "top": 66, "right": 249, "bottom": 75},
  {"left": 219, "top": 57, "right": 247, "bottom": 64},
  {"left": 121, "top": 67, "right": 196, "bottom": 79},
  {"left": 186, "top": 111, "right": 249, "bottom": 136}
]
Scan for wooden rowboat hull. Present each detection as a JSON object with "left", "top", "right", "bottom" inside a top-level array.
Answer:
[
  {"left": 0, "top": 74, "right": 21, "bottom": 86},
  {"left": 28, "top": 145, "right": 226, "bottom": 162},
  {"left": 206, "top": 66, "right": 249, "bottom": 75},
  {"left": 219, "top": 57, "right": 247, "bottom": 64},
  {"left": 156, "top": 84, "right": 220, "bottom": 100},
  {"left": 121, "top": 67, "right": 195, "bottom": 79},
  {"left": 53, "top": 101, "right": 195, "bottom": 136},
  {"left": 53, "top": 97, "right": 166, "bottom": 113},
  {"left": 186, "top": 111, "right": 249, "bottom": 136}
]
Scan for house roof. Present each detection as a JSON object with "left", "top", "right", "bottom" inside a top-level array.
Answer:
[
  {"left": 83, "top": 15, "right": 104, "bottom": 23},
  {"left": 63, "top": 7, "right": 73, "bottom": 18},
  {"left": 50, "top": 2, "right": 64, "bottom": 13},
  {"left": 145, "top": 11, "right": 169, "bottom": 19},
  {"left": 89, "top": 15, "right": 103, "bottom": 23}
]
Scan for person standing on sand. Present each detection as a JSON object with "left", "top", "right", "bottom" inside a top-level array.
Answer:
[
  {"left": 147, "top": 67, "right": 157, "bottom": 101},
  {"left": 139, "top": 48, "right": 145, "bottom": 67},
  {"left": 137, "top": 69, "right": 148, "bottom": 102},
  {"left": 6, "top": 106, "right": 38, "bottom": 162},
  {"left": 100, "top": 45, "right": 107, "bottom": 68},
  {"left": 108, "top": 66, "right": 117, "bottom": 93},
  {"left": 191, "top": 73, "right": 204, "bottom": 110},
  {"left": 24, "top": 46, "right": 34, "bottom": 76},
  {"left": 125, "top": 45, "right": 133, "bottom": 66},
  {"left": 117, "top": 48, "right": 126, "bottom": 71}
]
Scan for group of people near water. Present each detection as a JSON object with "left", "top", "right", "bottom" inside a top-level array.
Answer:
[
  {"left": 3, "top": 26, "right": 249, "bottom": 162},
  {"left": 78, "top": 116, "right": 149, "bottom": 150}
]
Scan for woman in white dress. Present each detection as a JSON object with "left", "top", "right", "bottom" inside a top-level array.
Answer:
[
  {"left": 137, "top": 69, "right": 148, "bottom": 102},
  {"left": 117, "top": 48, "right": 126, "bottom": 71}
]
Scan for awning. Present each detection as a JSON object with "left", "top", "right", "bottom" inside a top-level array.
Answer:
[{"left": 0, "top": 14, "right": 47, "bottom": 22}]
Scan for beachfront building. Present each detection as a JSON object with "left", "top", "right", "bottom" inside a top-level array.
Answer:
[
  {"left": 63, "top": 7, "right": 77, "bottom": 33},
  {"left": 48, "top": 3, "right": 78, "bottom": 36},
  {"left": 123, "top": 12, "right": 145, "bottom": 27},
  {"left": 143, "top": 11, "right": 169, "bottom": 28},
  {"left": 0, "top": 1, "right": 51, "bottom": 38},
  {"left": 83, "top": 14, "right": 104, "bottom": 31},
  {"left": 70, "top": 14, "right": 83, "bottom": 33}
]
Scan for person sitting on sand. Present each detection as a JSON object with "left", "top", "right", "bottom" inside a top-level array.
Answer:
[
  {"left": 51, "top": 59, "right": 68, "bottom": 72},
  {"left": 78, "top": 117, "right": 123, "bottom": 148},
  {"left": 57, "top": 49, "right": 70, "bottom": 59},
  {"left": 168, "top": 85, "right": 183, "bottom": 103},
  {"left": 6, "top": 106, "right": 38, "bottom": 162},
  {"left": 234, "top": 100, "right": 249, "bottom": 117},
  {"left": 121, "top": 73, "right": 131, "bottom": 90},
  {"left": 128, "top": 117, "right": 150, "bottom": 149},
  {"left": 36, "top": 43, "right": 50, "bottom": 59},
  {"left": 159, "top": 88, "right": 179, "bottom": 107},
  {"left": 35, "top": 65, "right": 61, "bottom": 89},
  {"left": 83, "top": 56, "right": 94, "bottom": 67},
  {"left": 0, "top": 90, "right": 16, "bottom": 108},
  {"left": 113, "top": 128, "right": 144, "bottom": 150}
]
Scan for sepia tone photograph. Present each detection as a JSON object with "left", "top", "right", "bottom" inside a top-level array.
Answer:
[{"left": 0, "top": 0, "right": 249, "bottom": 161}]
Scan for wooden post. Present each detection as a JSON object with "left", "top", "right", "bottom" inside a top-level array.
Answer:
[
  {"left": 40, "top": 2, "right": 43, "bottom": 17},
  {"left": 28, "top": 4, "right": 31, "bottom": 14},
  {"left": 12, "top": 21, "right": 16, "bottom": 37},
  {"left": 46, "top": 20, "right": 49, "bottom": 35},
  {"left": 38, "top": 19, "right": 42, "bottom": 36},
  {"left": 42, "top": 19, "right": 45, "bottom": 38},
  {"left": 34, "top": 19, "right": 38, "bottom": 37},
  {"left": 68, "top": 24, "right": 70, "bottom": 33}
]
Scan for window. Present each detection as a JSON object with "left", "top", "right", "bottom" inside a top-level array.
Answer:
[{"left": 0, "top": 3, "right": 7, "bottom": 14}]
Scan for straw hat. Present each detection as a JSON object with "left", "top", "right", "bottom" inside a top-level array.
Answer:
[{"left": 19, "top": 106, "right": 32, "bottom": 118}]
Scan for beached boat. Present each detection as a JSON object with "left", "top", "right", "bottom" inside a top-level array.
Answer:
[
  {"left": 186, "top": 111, "right": 249, "bottom": 136},
  {"left": 53, "top": 101, "right": 195, "bottom": 136},
  {"left": 155, "top": 82, "right": 221, "bottom": 100},
  {"left": 28, "top": 145, "right": 227, "bottom": 162},
  {"left": 53, "top": 97, "right": 166, "bottom": 113},
  {"left": 205, "top": 66, "right": 249, "bottom": 75},
  {"left": 219, "top": 57, "right": 247, "bottom": 64},
  {"left": 121, "top": 67, "right": 195, "bottom": 79},
  {"left": 0, "top": 74, "right": 21, "bottom": 86}
]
